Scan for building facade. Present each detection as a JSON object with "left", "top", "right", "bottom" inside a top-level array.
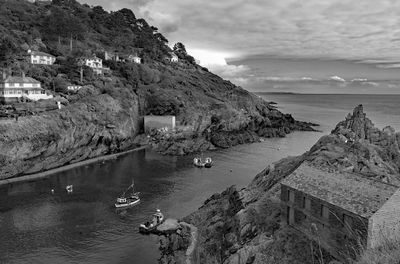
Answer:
[
  {"left": 128, "top": 54, "right": 141, "bottom": 64},
  {"left": 144, "top": 115, "right": 176, "bottom": 133},
  {"left": 28, "top": 50, "right": 56, "bottom": 65},
  {"left": 280, "top": 163, "right": 400, "bottom": 260},
  {"left": 0, "top": 74, "right": 53, "bottom": 102},
  {"left": 85, "top": 56, "right": 103, "bottom": 74},
  {"left": 170, "top": 52, "right": 179, "bottom": 62}
]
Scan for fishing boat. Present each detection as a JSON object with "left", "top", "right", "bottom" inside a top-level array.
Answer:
[
  {"left": 139, "top": 209, "right": 165, "bottom": 234},
  {"left": 115, "top": 180, "right": 140, "bottom": 208}
]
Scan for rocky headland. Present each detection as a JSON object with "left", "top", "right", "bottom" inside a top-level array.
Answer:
[{"left": 158, "top": 105, "right": 400, "bottom": 264}]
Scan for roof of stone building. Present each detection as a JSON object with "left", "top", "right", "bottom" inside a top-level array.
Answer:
[
  {"left": 1, "top": 76, "right": 41, "bottom": 84},
  {"left": 281, "top": 162, "right": 399, "bottom": 218}
]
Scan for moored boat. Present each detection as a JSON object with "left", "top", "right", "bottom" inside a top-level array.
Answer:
[
  {"left": 204, "top": 157, "right": 213, "bottom": 168},
  {"left": 193, "top": 157, "right": 213, "bottom": 168},
  {"left": 115, "top": 180, "right": 140, "bottom": 208},
  {"left": 193, "top": 157, "right": 205, "bottom": 167}
]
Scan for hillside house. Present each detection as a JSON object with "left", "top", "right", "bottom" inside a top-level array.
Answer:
[
  {"left": 0, "top": 73, "right": 53, "bottom": 103},
  {"left": 170, "top": 52, "right": 179, "bottom": 62},
  {"left": 104, "top": 51, "right": 121, "bottom": 62},
  {"left": 85, "top": 56, "right": 103, "bottom": 74},
  {"left": 128, "top": 54, "right": 141, "bottom": 64},
  {"left": 28, "top": 50, "right": 56, "bottom": 65},
  {"left": 144, "top": 115, "right": 176, "bottom": 133},
  {"left": 280, "top": 162, "right": 400, "bottom": 260}
]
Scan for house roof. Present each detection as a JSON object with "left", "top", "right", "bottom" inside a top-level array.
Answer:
[
  {"left": 281, "top": 162, "right": 399, "bottom": 218},
  {"left": 30, "top": 51, "right": 55, "bottom": 58},
  {"left": 2, "top": 76, "right": 41, "bottom": 84}
]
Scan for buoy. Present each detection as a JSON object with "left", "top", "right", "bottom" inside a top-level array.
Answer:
[
  {"left": 66, "top": 185, "right": 73, "bottom": 193},
  {"left": 51, "top": 189, "right": 54, "bottom": 194}
]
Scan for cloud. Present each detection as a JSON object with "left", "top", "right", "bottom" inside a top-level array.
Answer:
[
  {"left": 80, "top": 0, "right": 400, "bottom": 93},
  {"left": 81, "top": 0, "right": 400, "bottom": 64}
]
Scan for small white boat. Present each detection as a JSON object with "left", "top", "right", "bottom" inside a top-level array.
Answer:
[
  {"left": 115, "top": 180, "right": 140, "bottom": 208},
  {"left": 66, "top": 185, "right": 73, "bottom": 193},
  {"left": 204, "top": 157, "right": 213, "bottom": 168},
  {"left": 193, "top": 157, "right": 205, "bottom": 167}
]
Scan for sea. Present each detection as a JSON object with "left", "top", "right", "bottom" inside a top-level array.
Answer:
[{"left": 0, "top": 94, "right": 399, "bottom": 264}]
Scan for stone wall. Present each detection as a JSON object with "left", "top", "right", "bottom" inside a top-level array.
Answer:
[
  {"left": 369, "top": 188, "right": 400, "bottom": 248},
  {"left": 281, "top": 184, "right": 369, "bottom": 260}
]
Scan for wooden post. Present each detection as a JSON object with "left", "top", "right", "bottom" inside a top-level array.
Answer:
[
  {"left": 70, "top": 34, "right": 73, "bottom": 52},
  {"left": 80, "top": 66, "right": 83, "bottom": 82}
]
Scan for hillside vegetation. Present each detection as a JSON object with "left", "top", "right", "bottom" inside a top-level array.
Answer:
[{"left": 0, "top": 0, "right": 316, "bottom": 179}]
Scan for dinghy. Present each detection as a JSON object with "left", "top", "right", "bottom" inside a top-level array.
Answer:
[{"left": 139, "top": 209, "right": 165, "bottom": 234}]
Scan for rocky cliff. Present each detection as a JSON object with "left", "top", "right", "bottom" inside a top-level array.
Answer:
[
  {"left": 0, "top": 84, "right": 140, "bottom": 179},
  {"left": 162, "top": 105, "right": 400, "bottom": 264}
]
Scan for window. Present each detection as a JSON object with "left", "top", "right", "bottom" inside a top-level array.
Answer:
[
  {"left": 19, "top": 83, "right": 23, "bottom": 87},
  {"left": 305, "top": 197, "right": 311, "bottom": 210},
  {"left": 321, "top": 205, "right": 329, "bottom": 219},
  {"left": 287, "top": 189, "right": 295, "bottom": 202},
  {"left": 343, "top": 214, "right": 353, "bottom": 228},
  {"left": 9, "top": 83, "right": 14, "bottom": 87}
]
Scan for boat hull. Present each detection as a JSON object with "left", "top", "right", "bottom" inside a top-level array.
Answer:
[{"left": 115, "top": 198, "right": 140, "bottom": 208}]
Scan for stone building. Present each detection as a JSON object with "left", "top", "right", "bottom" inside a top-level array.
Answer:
[
  {"left": 144, "top": 115, "right": 176, "bottom": 133},
  {"left": 280, "top": 162, "right": 400, "bottom": 260}
]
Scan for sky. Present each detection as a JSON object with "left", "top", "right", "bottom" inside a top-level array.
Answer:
[{"left": 80, "top": 0, "right": 400, "bottom": 94}]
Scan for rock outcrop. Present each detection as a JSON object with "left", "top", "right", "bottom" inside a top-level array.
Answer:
[{"left": 160, "top": 105, "right": 400, "bottom": 264}]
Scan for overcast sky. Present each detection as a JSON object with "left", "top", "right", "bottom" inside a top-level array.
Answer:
[{"left": 80, "top": 0, "right": 400, "bottom": 93}]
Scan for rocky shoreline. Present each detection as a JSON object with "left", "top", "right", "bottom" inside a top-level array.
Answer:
[{"left": 158, "top": 105, "right": 400, "bottom": 264}]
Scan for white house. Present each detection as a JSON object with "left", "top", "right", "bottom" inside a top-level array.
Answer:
[
  {"left": 170, "top": 52, "right": 179, "bottom": 62},
  {"left": 0, "top": 73, "right": 53, "bottom": 103},
  {"left": 67, "top": 85, "right": 82, "bottom": 92},
  {"left": 128, "top": 54, "right": 141, "bottom": 64},
  {"left": 85, "top": 56, "right": 103, "bottom": 74},
  {"left": 28, "top": 50, "right": 56, "bottom": 65}
]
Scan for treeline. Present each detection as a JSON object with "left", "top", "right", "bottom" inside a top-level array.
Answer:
[{"left": 0, "top": 0, "right": 195, "bottom": 66}]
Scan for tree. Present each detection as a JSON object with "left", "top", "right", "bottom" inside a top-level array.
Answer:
[
  {"left": 173, "top": 42, "right": 187, "bottom": 54},
  {"left": 43, "top": 7, "right": 86, "bottom": 42},
  {"left": 0, "top": 37, "right": 19, "bottom": 66}
]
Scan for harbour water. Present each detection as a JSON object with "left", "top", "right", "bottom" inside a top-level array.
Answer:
[{"left": 1, "top": 94, "right": 399, "bottom": 263}]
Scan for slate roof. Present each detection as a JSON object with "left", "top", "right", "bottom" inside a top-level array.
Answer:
[
  {"left": 281, "top": 162, "right": 399, "bottom": 218},
  {"left": 1, "top": 76, "right": 41, "bottom": 84}
]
